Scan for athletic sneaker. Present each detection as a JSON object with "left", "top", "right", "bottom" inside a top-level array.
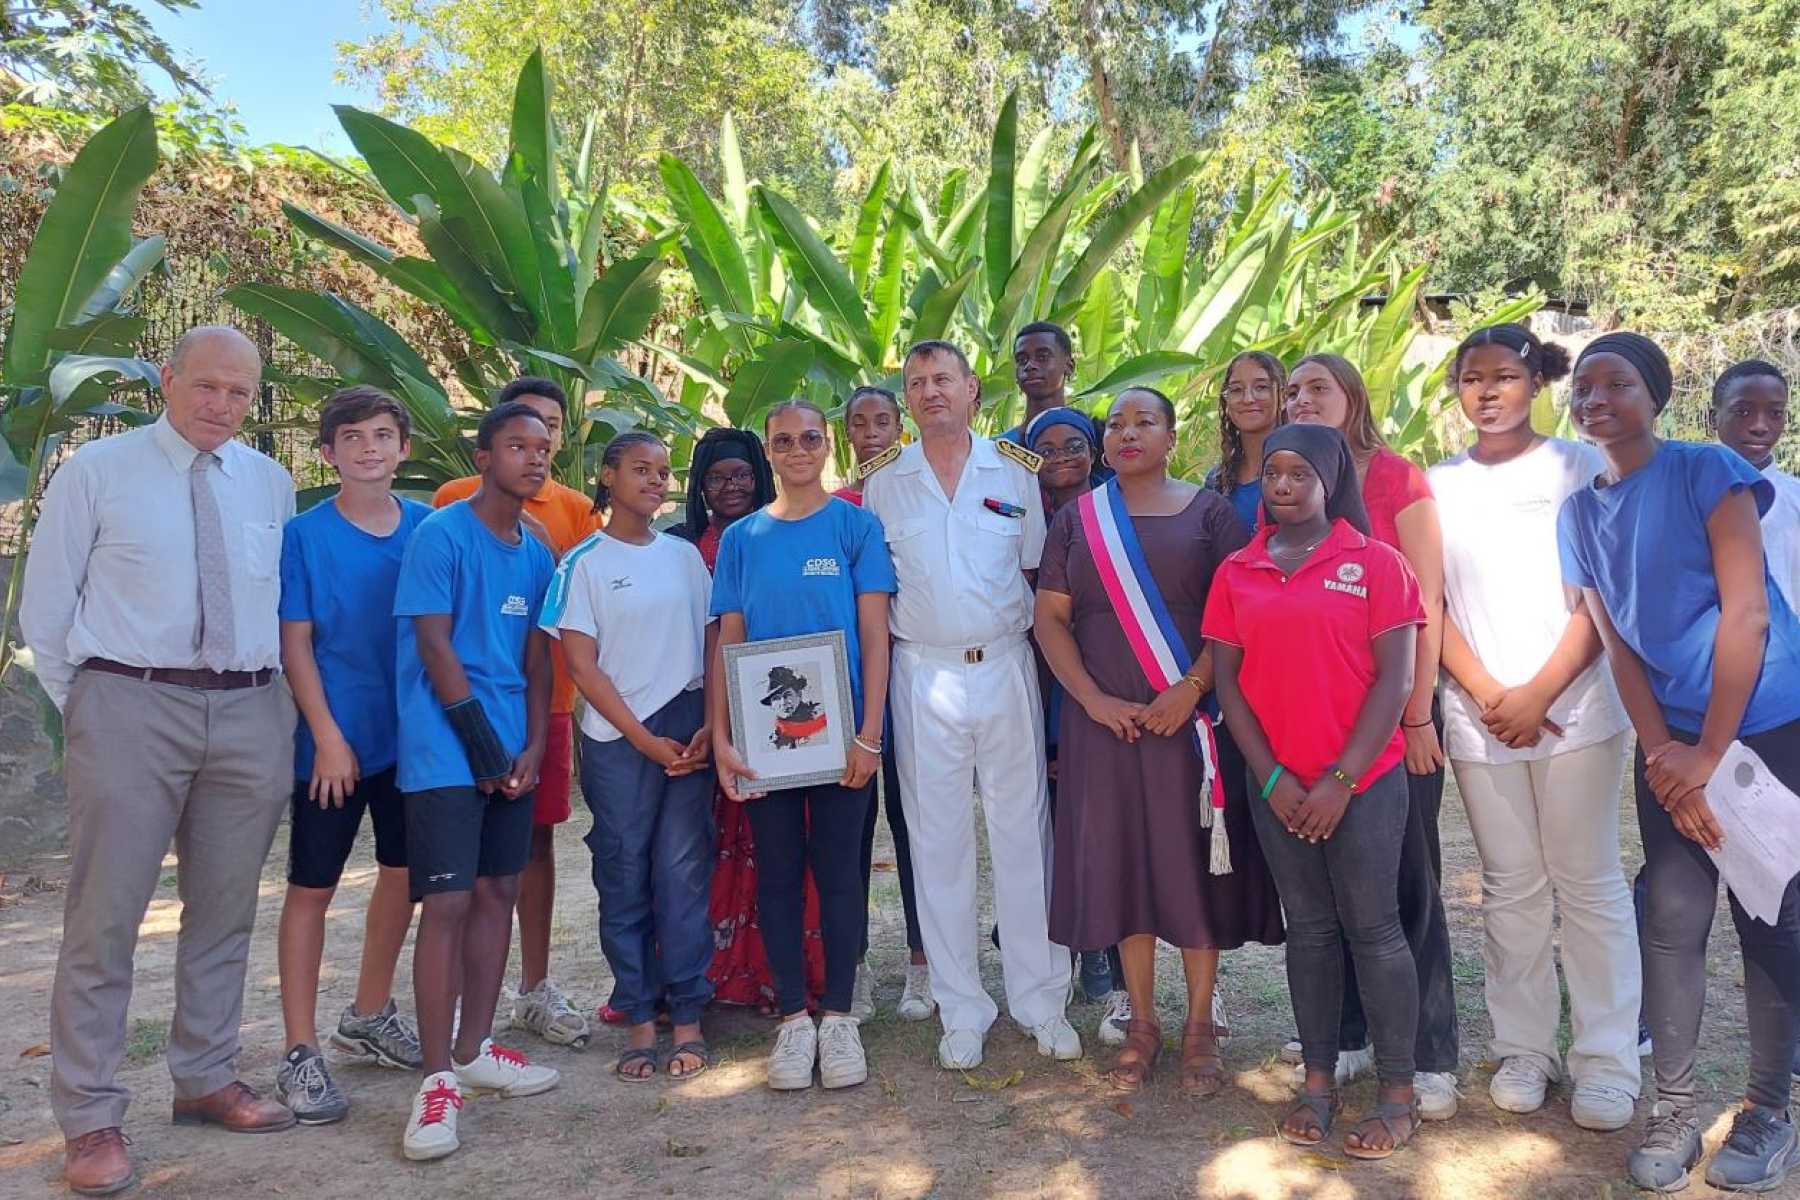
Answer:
[
  {"left": 817, "top": 1014, "right": 868, "bottom": 1089},
  {"left": 330, "top": 999, "right": 422, "bottom": 1070},
  {"left": 896, "top": 963, "right": 934, "bottom": 1022},
  {"left": 1021, "top": 1015, "right": 1082, "bottom": 1061},
  {"left": 1290, "top": 1045, "right": 1374, "bottom": 1088},
  {"left": 1705, "top": 1105, "right": 1799, "bottom": 1192},
  {"left": 452, "top": 1038, "right": 559, "bottom": 1097},
  {"left": 1628, "top": 1102, "right": 1701, "bottom": 1193},
  {"left": 1570, "top": 1082, "right": 1636, "bottom": 1132},
  {"left": 511, "top": 980, "right": 590, "bottom": 1048},
  {"left": 1489, "top": 1056, "right": 1553, "bottom": 1114},
  {"left": 850, "top": 962, "right": 875, "bottom": 1023},
  {"left": 1415, "top": 1070, "right": 1462, "bottom": 1120},
  {"left": 1098, "top": 991, "right": 1132, "bottom": 1047},
  {"left": 275, "top": 1044, "right": 348, "bottom": 1125},
  {"left": 938, "top": 1029, "right": 984, "bottom": 1070},
  {"left": 402, "top": 1071, "right": 463, "bottom": 1162},
  {"left": 767, "top": 1017, "right": 818, "bottom": 1090},
  {"left": 1078, "top": 950, "right": 1114, "bottom": 1003}
]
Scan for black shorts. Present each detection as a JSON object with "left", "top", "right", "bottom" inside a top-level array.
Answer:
[
  {"left": 288, "top": 765, "right": 407, "bottom": 889},
  {"left": 403, "top": 786, "right": 535, "bottom": 900}
]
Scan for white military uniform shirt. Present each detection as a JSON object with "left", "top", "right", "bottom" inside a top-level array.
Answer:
[
  {"left": 861, "top": 435, "right": 1046, "bottom": 648},
  {"left": 21, "top": 415, "right": 295, "bottom": 709},
  {"left": 1761, "top": 462, "right": 1800, "bottom": 615}
]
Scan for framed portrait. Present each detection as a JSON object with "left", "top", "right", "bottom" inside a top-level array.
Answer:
[{"left": 722, "top": 630, "right": 854, "bottom": 793}]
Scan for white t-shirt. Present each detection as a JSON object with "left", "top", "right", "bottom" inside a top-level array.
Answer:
[
  {"left": 539, "top": 531, "right": 712, "bottom": 742},
  {"left": 1760, "top": 463, "right": 1800, "bottom": 615},
  {"left": 1429, "top": 437, "right": 1629, "bottom": 764}
]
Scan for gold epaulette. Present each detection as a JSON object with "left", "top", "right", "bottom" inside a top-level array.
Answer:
[
  {"left": 857, "top": 443, "right": 903, "bottom": 481},
  {"left": 994, "top": 438, "right": 1043, "bottom": 474}
]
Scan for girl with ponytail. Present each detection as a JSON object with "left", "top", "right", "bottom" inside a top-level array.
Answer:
[{"left": 1429, "top": 325, "right": 1639, "bottom": 1131}]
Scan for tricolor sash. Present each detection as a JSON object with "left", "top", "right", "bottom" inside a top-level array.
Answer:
[{"left": 1076, "top": 480, "right": 1232, "bottom": 874}]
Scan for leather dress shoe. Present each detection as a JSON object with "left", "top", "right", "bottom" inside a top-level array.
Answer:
[
  {"left": 64, "top": 1127, "right": 133, "bottom": 1196},
  {"left": 171, "top": 1081, "right": 296, "bottom": 1133}
]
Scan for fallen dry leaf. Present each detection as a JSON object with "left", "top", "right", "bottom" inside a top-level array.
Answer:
[
  {"left": 18, "top": 1043, "right": 49, "bottom": 1059},
  {"left": 1298, "top": 1152, "right": 1346, "bottom": 1170},
  {"left": 1112, "top": 1102, "right": 1134, "bottom": 1118},
  {"left": 960, "top": 1069, "right": 1022, "bottom": 1090}
]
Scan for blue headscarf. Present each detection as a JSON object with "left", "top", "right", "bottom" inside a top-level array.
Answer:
[{"left": 1024, "top": 407, "right": 1111, "bottom": 488}]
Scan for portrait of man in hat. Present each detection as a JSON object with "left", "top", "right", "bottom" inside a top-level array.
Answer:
[{"left": 762, "top": 663, "right": 827, "bottom": 749}]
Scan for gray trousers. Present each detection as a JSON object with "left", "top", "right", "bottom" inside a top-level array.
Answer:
[{"left": 51, "top": 669, "right": 292, "bottom": 1137}]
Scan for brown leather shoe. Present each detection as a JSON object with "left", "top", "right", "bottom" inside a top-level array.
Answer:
[
  {"left": 171, "top": 1081, "right": 296, "bottom": 1133},
  {"left": 64, "top": 1127, "right": 134, "bottom": 1196}
]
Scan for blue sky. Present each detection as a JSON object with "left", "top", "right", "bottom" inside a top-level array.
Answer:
[{"left": 145, "top": 0, "right": 390, "bottom": 152}]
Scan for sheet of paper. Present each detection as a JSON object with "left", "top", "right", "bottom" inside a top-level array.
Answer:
[{"left": 1703, "top": 740, "right": 1800, "bottom": 924}]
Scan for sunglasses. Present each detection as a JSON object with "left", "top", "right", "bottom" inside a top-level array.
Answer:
[{"left": 769, "top": 430, "right": 827, "bottom": 454}]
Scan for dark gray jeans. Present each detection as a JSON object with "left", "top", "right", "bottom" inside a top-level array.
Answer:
[
  {"left": 1251, "top": 766, "right": 1419, "bottom": 1086},
  {"left": 1635, "top": 719, "right": 1800, "bottom": 1111}
]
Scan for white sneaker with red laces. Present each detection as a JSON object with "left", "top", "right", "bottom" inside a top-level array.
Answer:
[
  {"left": 452, "top": 1038, "right": 560, "bottom": 1097},
  {"left": 402, "top": 1071, "right": 463, "bottom": 1161}
]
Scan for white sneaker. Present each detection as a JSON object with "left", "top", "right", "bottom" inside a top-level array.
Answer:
[
  {"left": 818, "top": 1014, "right": 868, "bottom": 1089},
  {"left": 452, "top": 1038, "right": 560, "bottom": 1097},
  {"left": 938, "top": 1028, "right": 985, "bottom": 1070},
  {"left": 897, "top": 963, "right": 935, "bottom": 1021},
  {"left": 1489, "top": 1056, "right": 1554, "bottom": 1113},
  {"left": 1290, "top": 1044, "right": 1375, "bottom": 1088},
  {"left": 402, "top": 1071, "right": 463, "bottom": 1162},
  {"left": 850, "top": 962, "right": 875, "bottom": 1023},
  {"left": 1211, "top": 989, "right": 1229, "bottom": 1038},
  {"left": 768, "top": 1016, "right": 818, "bottom": 1090},
  {"left": 511, "top": 979, "right": 590, "bottom": 1048},
  {"left": 1415, "top": 1070, "right": 1462, "bottom": 1120},
  {"left": 1021, "top": 1015, "right": 1082, "bottom": 1061},
  {"left": 1097, "top": 991, "right": 1132, "bottom": 1047},
  {"left": 1571, "top": 1081, "right": 1637, "bottom": 1132}
]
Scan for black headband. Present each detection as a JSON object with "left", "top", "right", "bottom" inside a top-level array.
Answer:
[
  {"left": 1578, "top": 332, "right": 1673, "bottom": 414},
  {"left": 1262, "top": 424, "right": 1372, "bottom": 536}
]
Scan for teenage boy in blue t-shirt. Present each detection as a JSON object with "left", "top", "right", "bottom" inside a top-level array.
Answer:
[
  {"left": 274, "top": 386, "right": 432, "bottom": 1124},
  {"left": 395, "top": 401, "right": 559, "bottom": 1162}
]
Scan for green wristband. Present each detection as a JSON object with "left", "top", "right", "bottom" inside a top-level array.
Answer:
[{"left": 1260, "top": 764, "right": 1286, "bottom": 801}]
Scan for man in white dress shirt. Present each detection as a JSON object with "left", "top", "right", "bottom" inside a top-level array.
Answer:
[
  {"left": 861, "top": 339, "right": 1079, "bottom": 1070},
  {"left": 1711, "top": 359, "right": 1799, "bottom": 610},
  {"left": 23, "top": 326, "right": 298, "bottom": 1196}
]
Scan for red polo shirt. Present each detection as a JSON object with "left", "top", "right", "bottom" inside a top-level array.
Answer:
[{"left": 1201, "top": 518, "right": 1425, "bottom": 790}]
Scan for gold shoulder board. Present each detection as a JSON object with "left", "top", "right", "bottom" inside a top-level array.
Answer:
[
  {"left": 857, "top": 443, "right": 903, "bottom": 481},
  {"left": 994, "top": 438, "right": 1043, "bottom": 474}
]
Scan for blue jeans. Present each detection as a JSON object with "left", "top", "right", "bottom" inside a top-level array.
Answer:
[{"left": 578, "top": 689, "right": 716, "bottom": 1026}]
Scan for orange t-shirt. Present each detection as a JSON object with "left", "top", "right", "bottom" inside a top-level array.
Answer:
[{"left": 432, "top": 476, "right": 601, "bottom": 715}]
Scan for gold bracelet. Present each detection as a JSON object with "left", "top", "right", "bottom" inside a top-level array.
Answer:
[{"left": 1180, "top": 674, "right": 1207, "bottom": 694}]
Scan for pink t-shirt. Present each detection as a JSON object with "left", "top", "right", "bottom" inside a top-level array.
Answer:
[{"left": 1361, "top": 447, "right": 1433, "bottom": 549}]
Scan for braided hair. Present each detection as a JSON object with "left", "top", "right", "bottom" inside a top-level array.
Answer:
[
  {"left": 1214, "top": 351, "right": 1287, "bottom": 495},
  {"left": 672, "top": 427, "right": 776, "bottom": 543},
  {"left": 592, "top": 430, "right": 664, "bottom": 513}
]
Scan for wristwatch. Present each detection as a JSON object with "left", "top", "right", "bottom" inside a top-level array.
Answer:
[{"left": 1326, "top": 764, "right": 1358, "bottom": 793}]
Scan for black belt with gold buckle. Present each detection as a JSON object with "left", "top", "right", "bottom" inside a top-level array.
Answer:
[{"left": 83, "top": 658, "right": 274, "bottom": 690}]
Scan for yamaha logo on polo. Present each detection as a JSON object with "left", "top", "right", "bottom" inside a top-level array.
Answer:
[
  {"left": 1323, "top": 561, "right": 1368, "bottom": 599},
  {"left": 501, "top": 594, "right": 530, "bottom": 616}
]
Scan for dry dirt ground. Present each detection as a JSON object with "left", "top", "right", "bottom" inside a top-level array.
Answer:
[{"left": 1, "top": 769, "right": 1794, "bottom": 1200}]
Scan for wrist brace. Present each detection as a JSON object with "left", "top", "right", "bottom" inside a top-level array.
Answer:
[{"left": 443, "top": 697, "right": 512, "bottom": 780}]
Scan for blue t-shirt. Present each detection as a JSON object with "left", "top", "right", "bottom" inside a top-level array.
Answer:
[
  {"left": 1203, "top": 465, "right": 1262, "bottom": 531},
  {"left": 279, "top": 496, "right": 432, "bottom": 779},
  {"left": 709, "top": 498, "right": 897, "bottom": 726},
  {"left": 1558, "top": 439, "right": 1800, "bottom": 736},
  {"left": 393, "top": 501, "right": 556, "bottom": 792}
]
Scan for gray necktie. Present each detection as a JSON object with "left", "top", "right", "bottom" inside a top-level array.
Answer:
[{"left": 190, "top": 452, "right": 237, "bottom": 669}]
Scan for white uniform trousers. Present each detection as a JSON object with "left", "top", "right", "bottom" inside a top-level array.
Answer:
[{"left": 889, "top": 634, "right": 1071, "bottom": 1034}]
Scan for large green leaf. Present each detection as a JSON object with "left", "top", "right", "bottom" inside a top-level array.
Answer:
[
  {"left": 1014, "top": 123, "right": 1055, "bottom": 242},
  {"left": 869, "top": 214, "right": 908, "bottom": 365},
  {"left": 283, "top": 202, "right": 396, "bottom": 269},
  {"left": 989, "top": 158, "right": 1096, "bottom": 340},
  {"left": 719, "top": 112, "right": 750, "bottom": 232},
  {"left": 509, "top": 48, "right": 557, "bottom": 207},
  {"left": 1053, "top": 154, "right": 1199, "bottom": 316},
  {"left": 983, "top": 90, "right": 1019, "bottom": 305},
  {"left": 2, "top": 106, "right": 157, "bottom": 386},
  {"left": 1135, "top": 183, "right": 1194, "bottom": 351},
  {"left": 912, "top": 263, "right": 981, "bottom": 344},
  {"left": 224, "top": 283, "right": 406, "bottom": 390},
  {"left": 412, "top": 197, "right": 533, "bottom": 345},
  {"left": 48, "top": 314, "right": 147, "bottom": 356},
  {"left": 1365, "top": 263, "right": 1429, "bottom": 363},
  {"left": 1209, "top": 222, "right": 1292, "bottom": 358},
  {"left": 848, "top": 162, "right": 892, "bottom": 294},
  {"left": 1073, "top": 351, "right": 1208, "bottom": 398},
  {"left": 439, "top": 148, "right": 537, "bottom": 323},
  {"left": 1073, "top": 267, "right": 1129, "bottom": 386},
  {"left": 754, "top": 187, "right": 879, "bottom": 365},
  {"left": 333, "top": 105, "right": 445, "bottom": 217},
  {"left": 73, "top": 234, "right": 166, "bottom": 321},
  {"left": 1171, "top": 230, "right": 1271, "bottom": 355},
  {"left": 659, "top": 154, "right": 753, "bottom": 318},
  {"left": 578, "top": 250, "right": 665, "bottom": 355},
  {"left": 723, "top": 340, "right": 815, "bottom": 426},
  {"left": 518, "top": 167, "right": 578, "bottom": 348}
]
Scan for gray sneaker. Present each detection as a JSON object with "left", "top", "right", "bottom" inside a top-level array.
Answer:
[
  {"left": 329, "top": 998, "right": 423, "bottom": 1070},
  {"left": 1628, "top": 1102, "right": 1702, "bottom": 1193},
  {"left": 275, "top": 1044, "right": 348, "bottom": 1125},
  {"left": 1704, "top": 1105, "right": 1798, "bottom": 1192}
]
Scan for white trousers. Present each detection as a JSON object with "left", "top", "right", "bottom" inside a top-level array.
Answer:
[
  {"left": 889, "top": 636, "right": 1071, "bottom": 1034},
  {"left": 1452, "top": 731, "right": 1640, "bottom": 1092}
]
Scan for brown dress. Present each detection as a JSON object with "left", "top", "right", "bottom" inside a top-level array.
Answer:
[{"left": 1040, "top": 489, "right": 1285, "bottom": 951}]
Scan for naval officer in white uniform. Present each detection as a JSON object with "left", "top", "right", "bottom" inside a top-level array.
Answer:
[{"left": 861, "top": 339, "right": 1079, "bottom": 1069}]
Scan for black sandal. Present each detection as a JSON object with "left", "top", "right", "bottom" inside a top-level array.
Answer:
[
  {"left": 614, "top": 1046, "right": 658, "bottom": 1081},
  {"left": 665, "top": 1039, "right": 711, "bottom": 1080},
  {"left": 1278, "top": 1089, "right": 1341, "bottom": 1147},
  {"left": 1344, "top": 1098, "right": 1422, "bottom": 1160}
]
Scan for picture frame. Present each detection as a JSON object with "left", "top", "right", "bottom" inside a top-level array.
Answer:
[{"left": 722, "top": 630, "right": 854, "bottom": 793}]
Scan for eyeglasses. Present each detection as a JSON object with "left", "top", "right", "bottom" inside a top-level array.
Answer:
[
  {"left": 702, "top": 467, "right": 756, "bottom": 491},
  {"left": 768, "top": 430, "right": 827, "bottom": 454},
  {"left": 1035, "top": 438, "right": 1091, "bottom": 462},
  {"left": 1223, "top": 381, "right": 1275, "bottom": 400}
]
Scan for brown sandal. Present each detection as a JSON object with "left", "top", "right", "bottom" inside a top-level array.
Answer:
[
  {"left": 1180, "top": 1020, "right": 1227, "bottom": 1099},
  {"left": 1105, "top": 1019, "right": 1162, "bottom": 1092}
]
